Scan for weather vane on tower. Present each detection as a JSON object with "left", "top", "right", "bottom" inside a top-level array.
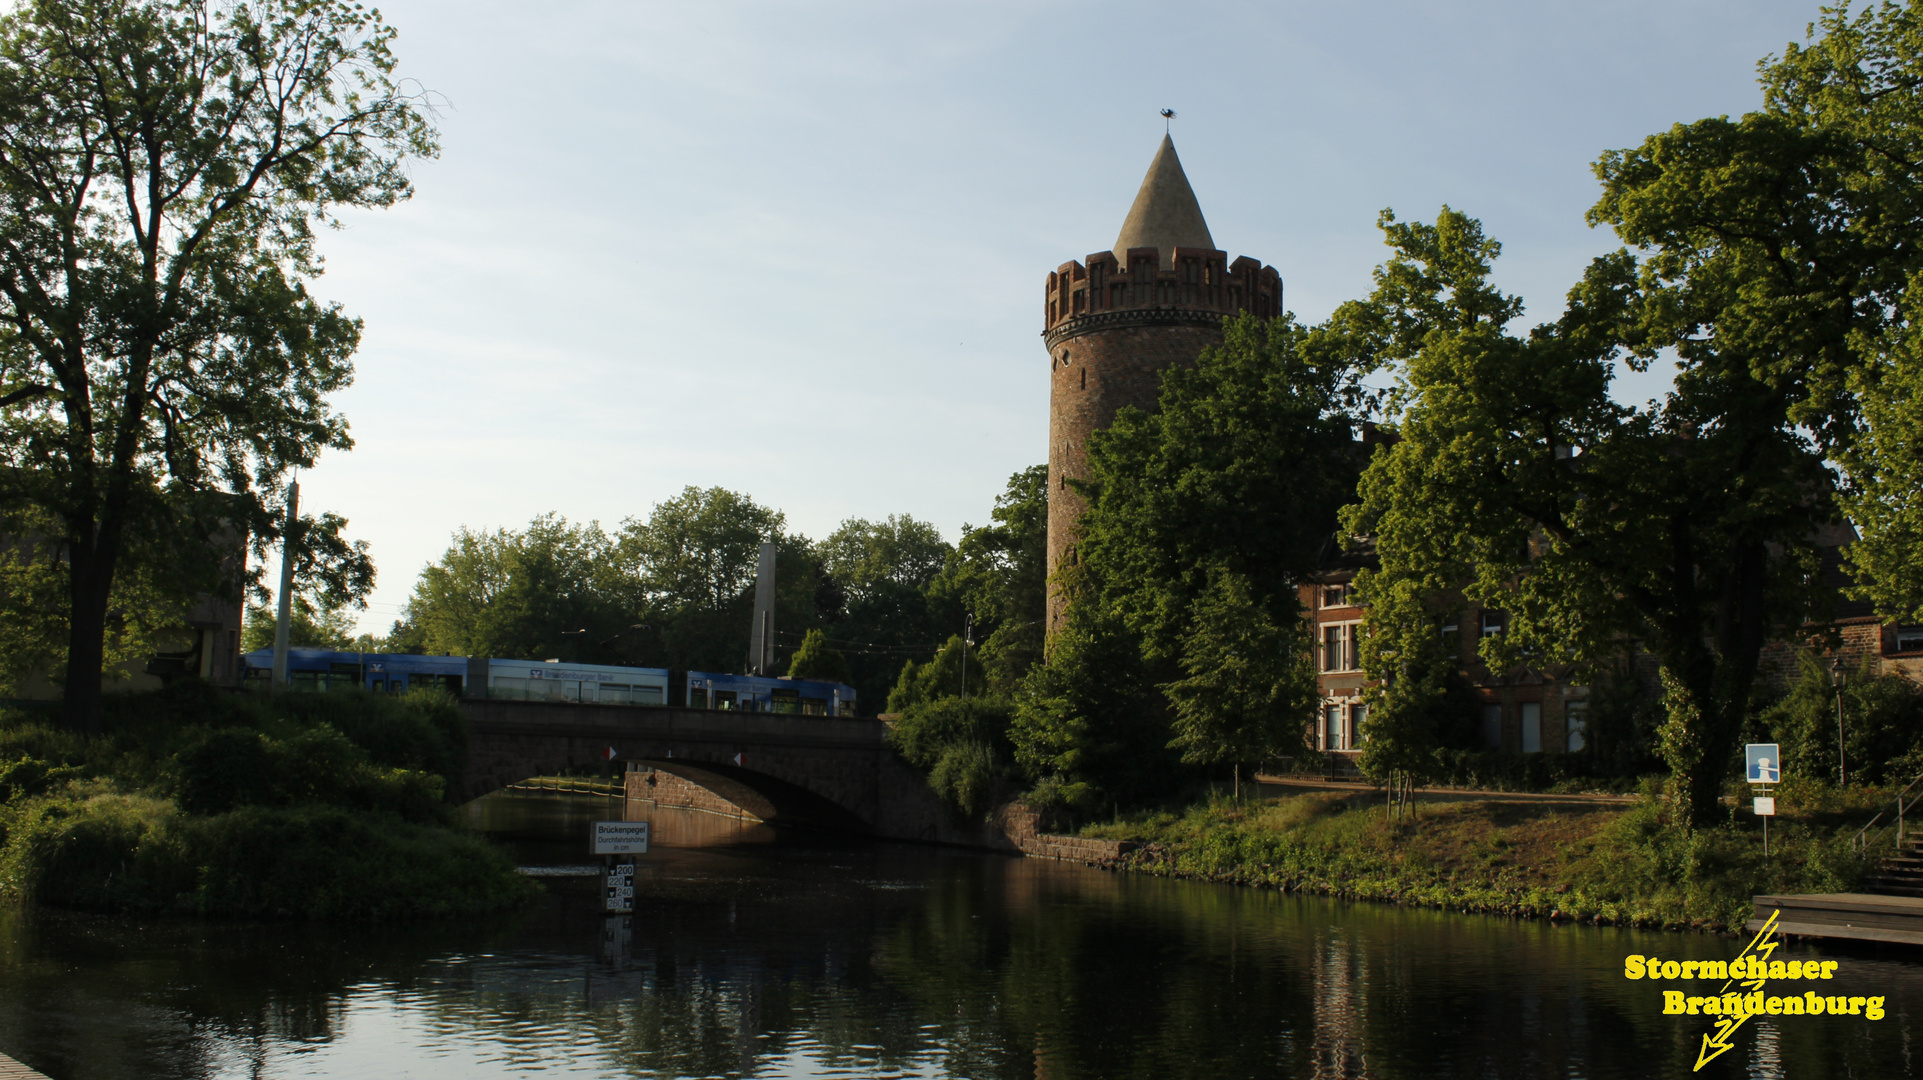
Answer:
[{"left": 1160, "top": 108, "right": 1175, "bottom": 134}]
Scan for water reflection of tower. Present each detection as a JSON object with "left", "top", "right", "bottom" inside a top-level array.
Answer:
[{"left": 1309, "top": 931, "right": 1372, "bottom": 1079}]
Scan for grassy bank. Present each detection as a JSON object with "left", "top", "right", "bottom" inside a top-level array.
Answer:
[
  {"left": 0, "top": 683, "right": 536, "bottom": 919},
  {"left": 1080, "top": 786, "right": 1882, "bottom": 932}
]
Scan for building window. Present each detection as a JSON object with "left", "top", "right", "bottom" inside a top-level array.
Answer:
[
  {"left": 1481, "top": 611, "right": 1504, "bottom": 638},
  {"left": 1520, "top": 702, "right": 1541, "bottom": 754},
  {"left": 1322, "top": 584, "right": 1349, "bottom": 608},
  {"left": 1897, "top": 626, "right": 1923, "bottom": 653},
  {"left": 1481, "top": 703, "right": 1503, "bottom": 750},
  {"left": 1440, "top": 617, "right": 1459, "bottom": 655},
  {"left": 1349, "top": 702, "right": 1368, "bottom": 746},
  {"left": 1324, "top": 703, "right": 1344, "bottom": 751},
  {"left": 1322, "top": 623, "right": 1358, "bottom": 672},
  {"left": 1565, "top": 701, "right": 1588, "bottom": 753}
]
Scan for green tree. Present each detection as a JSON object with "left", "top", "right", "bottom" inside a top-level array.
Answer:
[
  {"left": 1341, "top": 205, "right": 1838, "bottom": 828},
  {"left": 1775, "top": 4, "right": 1923, "bottom": 622},
  {"left": 1012, "top": 313, "right": 1361, "bottom": 809},
  {"left": 817, "top": 513, "right": 952, "bottom": 696},
  {"left": 613, "top": 486, "right": 816, "bottom": 672},
  {"left": 885, "top": 635, "right": 983, "bottom": 714},
  {"left": 1162, "top": 569, "right": 1315, "bottom": 799},
  {"left": 1761, "top": 654, "right": 1923, "bottom": 786},
  {"left": 887, "top": 696, "right": 1018, "bottom": 820},
  {"left": 0, "top": 0, "right": 430, "bottom": 729},
  {"left": 0, "top": 506, "right": 182, "bottom": 696},
  {"left": 398, "top": 515, "right": 624, "bottom": 663},
  {"left": 927, "top": 465, "right": 1049, "bottom": 695},
  {"left": 786, "top": 628, "right": 851, "bottom": 685},
  {"left": 1009, "top": 608, "right": 1164, "bottom": 812},
  {"left": 240, "top": 599, "right": 358, "bottom": 653}
]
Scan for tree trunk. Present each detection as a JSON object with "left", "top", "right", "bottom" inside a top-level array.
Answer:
[
  {"left": 1659, "top": 540, "right": 1771, "bottom": 828},
  {"left": 60, "top": 538, "right": 115, "bottom": 733}
]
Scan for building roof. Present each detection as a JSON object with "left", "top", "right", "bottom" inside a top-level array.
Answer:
[{"left": 1113, "top": 135, "right": 1215, "bottom": 269}]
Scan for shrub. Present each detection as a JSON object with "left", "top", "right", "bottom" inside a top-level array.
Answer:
[
  {"left": 0, "top": 791, "right": 533, "bottom": 919},
  {"left": 889, "top": 696, "right": 1019, "bottom": 820}
]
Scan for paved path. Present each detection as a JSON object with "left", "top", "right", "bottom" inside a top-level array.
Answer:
[
  {"left": 1254, "top": 775, "right": 1637, "bottom": 806},
  {"left": 0, "top": 1052, "right": 51, "bottom": 1080}
]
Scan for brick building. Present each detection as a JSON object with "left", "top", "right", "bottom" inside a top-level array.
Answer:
[{"left": 1302, "top": 532, "right": 1923, "bottom": 768}]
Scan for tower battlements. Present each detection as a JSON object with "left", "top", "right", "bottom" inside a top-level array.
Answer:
[
  {"left": 1041, "top": 134, "right": 1281, "bottom": 632},
  {"left": 1044, "top": 247, "right": 1281, "bottom": 349}
]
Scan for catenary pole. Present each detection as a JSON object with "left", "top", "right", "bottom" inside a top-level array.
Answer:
[{"left": 270, "top": 479, "right": 299, "bottom": 686}]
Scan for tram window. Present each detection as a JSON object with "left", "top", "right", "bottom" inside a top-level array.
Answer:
[
  {"left": 690, "top": 688, "right": 708, "bottom": 709},
  {"left": 634, "top": 685, "right": 664, "bottom": 705},
  {"left": 714, "top": 691, "right": 738, "bottom": 710},
  {"left": 491, "top": 677, "right": 526, "bottom": 700},
  {"left": 802, "top": 696, "right": 828, "bottom": 716}
]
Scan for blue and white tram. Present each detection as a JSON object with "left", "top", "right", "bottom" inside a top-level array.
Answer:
[
  {"left": 241, "top": 648, "right": 466, "bottom": 694},
  {"left": 240, "top": 649, "right": 858, "bottom": 716},
  {"left": 682, "top": 670, "right": 855, "bottom": 717},
  {"left": 480, "top": 659, "right": 670, "bottom": 705}
]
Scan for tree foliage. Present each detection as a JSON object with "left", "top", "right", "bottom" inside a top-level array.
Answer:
[
  {"left": 785, "top": 628, "right": 851, "bottom": 685},
  {"left": 816, "top": 513, "right": 953, "bottom": 695},
  {"left": 0, "top": 0, "right": 432, "bottom": 727},
  {"left": 1012, "top": 314, "right": 1361, "bottom": 808},
  {"left": 926, "top": 465, "right": 1049, "bottom": 695},
  {"left": 399, "top": 514, "right": 619, "bottom": 663},
  {"left": 1162, "top": 569, "right": 1315, "bottom": 793},
  {"left": 1760, "top": 653, "right": 1923, "bottom": 786},
  {"left": 1341, "top": 201, "right": 1847, "bottom": 827}
]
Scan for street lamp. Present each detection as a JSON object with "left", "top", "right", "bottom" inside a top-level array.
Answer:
[
  {"left": 959, "top": 613, "right": 975, "bottom": 702},
  {"left": 1830, "top": 655, "right": 1849, "bottom": 787}
]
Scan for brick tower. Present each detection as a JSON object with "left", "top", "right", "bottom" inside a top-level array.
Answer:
[{"left": 1043, "top": 136, "right": 1282, "bottom": 633}]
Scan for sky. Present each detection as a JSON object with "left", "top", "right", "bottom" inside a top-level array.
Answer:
[{"left": 298, "top": 0, "right": 1832, "bottom": 634}]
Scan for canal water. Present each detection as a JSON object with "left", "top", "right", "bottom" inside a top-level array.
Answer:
[{"left": 1, "top": 790, "right": 1918, "bottom": 1079}]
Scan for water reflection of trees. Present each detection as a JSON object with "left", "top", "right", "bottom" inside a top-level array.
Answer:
[{"left": 5, "top": 845, "right": 1922, "bottom": 1079}]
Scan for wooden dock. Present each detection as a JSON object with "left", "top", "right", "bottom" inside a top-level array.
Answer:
[
  {"left": 1751, "top": 892, "right": 1923, "bottom": 945},
  {"left": 0, "top": 1050, "right": 52, "bottom": 1080}
]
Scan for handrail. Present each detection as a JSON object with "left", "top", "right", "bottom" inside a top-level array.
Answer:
[
  {"left": 1854, "top": 767, "right": 1923, "bottom": 852},
  {"left": 1854, "top": 811, "right": 1887, "bottom": 853}
]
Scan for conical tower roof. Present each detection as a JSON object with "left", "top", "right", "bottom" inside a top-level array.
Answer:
[{"left": 1113, "top": 135, "right": 1215, "bottom": 269}]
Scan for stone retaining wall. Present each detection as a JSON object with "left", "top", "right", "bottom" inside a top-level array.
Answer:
[{"left": 995, "top": 802, "right": 1133, "bottom": 867}]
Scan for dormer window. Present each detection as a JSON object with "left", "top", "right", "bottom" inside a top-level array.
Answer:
[{"left": 1321, "top": 585, "right": 1349, "bottom": 608}]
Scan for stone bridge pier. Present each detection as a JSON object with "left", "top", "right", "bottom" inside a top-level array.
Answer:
[{"left": 458, "top": 699, "right": 1001, "bottom": 846}]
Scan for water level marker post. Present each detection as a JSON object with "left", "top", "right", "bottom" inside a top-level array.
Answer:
[
  {"left": 1746, "top": 743, "right": 1781, "bottom": 856},
  {"left": 593, "top": 820, "right": 650, "bottom": 914}
]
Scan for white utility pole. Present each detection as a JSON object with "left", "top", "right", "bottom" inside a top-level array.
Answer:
[{"left": 271, "top": 479, "right": 299, "bottom": 686}]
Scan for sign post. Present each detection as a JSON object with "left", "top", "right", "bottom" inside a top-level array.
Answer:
[
  {"left": 593, "top": 821, "right": 649, "bottom": 914},
  {"left": 1745, "top": 744, "right": 1781, "bottom": 856}
]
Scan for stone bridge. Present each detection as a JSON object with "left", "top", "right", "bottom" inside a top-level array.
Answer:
[{"left": 458, "top": 698, "right": 983, "bottom": 844}]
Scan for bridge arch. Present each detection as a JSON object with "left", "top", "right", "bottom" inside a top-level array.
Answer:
[{"left": 457, "top": 698, "right": 950, "bottom": 836}]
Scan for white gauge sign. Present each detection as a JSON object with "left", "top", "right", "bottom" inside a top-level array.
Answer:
[{"left": 593, "top": 821, "right": 650, "bottom": 854}]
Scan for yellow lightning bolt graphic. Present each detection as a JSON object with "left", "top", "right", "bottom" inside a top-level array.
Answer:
[{"left": 1693, "top": 909, "right": 1780, "bottom": 1071}]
